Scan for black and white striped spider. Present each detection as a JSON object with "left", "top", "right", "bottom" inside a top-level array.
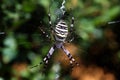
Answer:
[{"left": 31, "top": 0, "right": 79, "bottom": 72}]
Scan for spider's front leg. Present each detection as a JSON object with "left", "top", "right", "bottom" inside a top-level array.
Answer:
[
  {"left": 38, "top": 27, "right": 51, "bottom": 41},
  {"left": 38, "top": 11, "right": 53, "bottom": 41},
  {"left": 67, "top": 16, "right": 75, "bottom": 43},
  {"left": 61, "top": 45, "right": 79, "bottom": 69},
  {"left": 70, "top": 16, "right": 74, "bottom": 31},
  {"left": 48, "top": 9, "right": 53, "bottom": 30}
]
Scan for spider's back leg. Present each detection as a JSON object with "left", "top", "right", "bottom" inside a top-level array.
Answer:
[
  {"left": 30, "top": 44, "right": 56, "bottom": 73},
  {"left": 41, "top": 44, "right": 56, "bottom": 72},
  {"left": 61, "top": 45, "right": 79, "bottom": 70}
]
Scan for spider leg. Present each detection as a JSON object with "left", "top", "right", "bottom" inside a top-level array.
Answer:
[
  {"left": 42, "top": 44, "right": 56, "bottom": 71},
  {"left": 69, "top": 16, "right": 75, "bottom": 42},
  {"left": 70, "top": 16, "right": 74, "bottom": 31},
  {"left": 30, "top": 44, "right": 56, "bottom": 72},
  {"left": 61, "top": 45, "right": 79, "bottom": 69},
  {"left": 48, "top": 8, "right": 53, "bottom": 30},
  {"left": 38, "top": 27, "right": 51, "bottom": 41},
  {"left": 67, "top": 16, "right": 75, "bottom": 43},
  {"left": 38, "top": 8, "right": 53, "bottom": 41}
]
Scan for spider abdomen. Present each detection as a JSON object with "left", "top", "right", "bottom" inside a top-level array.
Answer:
[{"left": 54, "top": 20, "right": 68, "bottom": 42}]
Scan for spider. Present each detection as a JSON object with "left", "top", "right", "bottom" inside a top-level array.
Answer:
[{"left": 31, "top": 0, "right": 79, "bottom": 72}]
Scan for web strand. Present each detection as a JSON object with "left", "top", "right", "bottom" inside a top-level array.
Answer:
[
  {"left": 108, "top": 20, "right": 120, "bottom": 24},
  {"left": 60, "top": 0, "right": 66, "bottom": 15}
]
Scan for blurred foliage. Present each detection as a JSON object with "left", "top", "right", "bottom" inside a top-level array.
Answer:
[{"left": 0, "top": 0, "right": 120, "bottom": 80}]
